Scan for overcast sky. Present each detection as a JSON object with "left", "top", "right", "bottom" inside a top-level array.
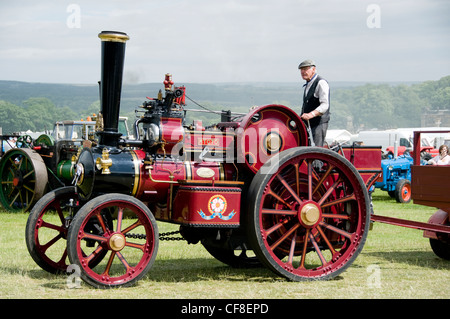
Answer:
[{"left": 1, "top": 0, "right": 449, "bottom": 84}]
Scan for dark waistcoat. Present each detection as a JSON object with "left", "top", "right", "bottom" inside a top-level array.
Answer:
[{"left": 302, "top": 75, "right": 330, "bottom": 127}]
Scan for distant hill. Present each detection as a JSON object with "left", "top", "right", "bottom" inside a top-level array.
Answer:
[{"left": 0, "top": 79, "right": 416, "bottom": 114}]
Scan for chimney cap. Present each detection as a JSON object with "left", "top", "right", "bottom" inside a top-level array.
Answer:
[{"left": 98, "top": 31, "right": 129, "bottom": 43}]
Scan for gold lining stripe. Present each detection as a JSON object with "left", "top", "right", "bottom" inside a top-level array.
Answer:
[
  {"left": 219, "top": 163, "right": 225, "bottom": 180},
  {"left": 58, "top": 161, "right": 64, "bottom": 178},
  {"left": 130, "top": 151, "right": 140, "bottom": 196},
  {"left": 184, "top": 162, "right": 192, "bottom": 180}
]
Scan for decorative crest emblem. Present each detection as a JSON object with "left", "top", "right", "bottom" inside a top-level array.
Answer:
[{"left": 197, "top": 194, "right": 236, "bottom": 220}]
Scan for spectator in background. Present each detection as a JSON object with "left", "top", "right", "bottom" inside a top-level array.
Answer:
[
  {"left": 2, "top": 136, "right": 17, "bottom": 153},
  {"left": 428, "top": 144, "right": 450, "bottom": 165}
]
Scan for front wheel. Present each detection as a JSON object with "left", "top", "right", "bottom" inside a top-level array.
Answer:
[
  {"left": 247, "top": 147, "right": 371, "bottom": 281},
  {"left": 394, "top": 179, "right": 411, "bottom": 203},
  {"left": 25, "top": 186, "right": 80, "bottom": 273},
  {"left": 67, "top": 194, "right": 159, "bottom": 288}
]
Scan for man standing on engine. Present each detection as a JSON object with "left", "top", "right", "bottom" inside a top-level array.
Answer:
[{"left": 299, "top": 59, "right": 330, "bottom": 147}]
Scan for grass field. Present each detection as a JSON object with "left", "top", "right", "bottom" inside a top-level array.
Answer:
[{"left": 0, "top": 190, "right": 448, "bottom": 299}]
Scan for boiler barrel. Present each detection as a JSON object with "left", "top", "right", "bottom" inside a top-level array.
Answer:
[{"left": 75, "top": 147, "right": 142, "bottom": 200}]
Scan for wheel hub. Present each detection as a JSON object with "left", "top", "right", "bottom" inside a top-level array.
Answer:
[
  {"left": 13, "top": 171, "right": 23, "bottom": 188},
  {"left": 109, "top": 233, "right": 126, "bottom": 251},
  {"left": 265, "top": 132, "right": 282, "bottom": 153},
  {"left": 299, "top": 202, "right": 321, "bottom": 227}
]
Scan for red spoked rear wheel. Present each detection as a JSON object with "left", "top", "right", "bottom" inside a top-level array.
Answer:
[
  {"left": 247, "top": 147, "right": 370, "bottom": 281},
  {"left": 67, "top": 194, "right": 159, "bottom": 288}
]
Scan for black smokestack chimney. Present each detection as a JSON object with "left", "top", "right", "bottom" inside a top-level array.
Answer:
[{"left": 97, "top": 31, "right": 129, "bottom": 147}]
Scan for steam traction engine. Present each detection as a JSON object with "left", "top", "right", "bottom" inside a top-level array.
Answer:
[{"left": 26, "top": 31, "right": 382, "bottom": 288}]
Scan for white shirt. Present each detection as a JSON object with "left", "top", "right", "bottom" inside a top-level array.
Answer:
[
  {"left": 428, "top": 154, "right": 450, "bottom": 165},
  {"left": 304, "top": 74, "right": 330, "bottom": 115}
]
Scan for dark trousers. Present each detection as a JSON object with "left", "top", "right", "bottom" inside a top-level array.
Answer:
[{"left": 311, "top": 122, "right": 328, "bottom": 147}]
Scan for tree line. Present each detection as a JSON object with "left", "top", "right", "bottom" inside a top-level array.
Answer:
[
  {"left": 331, "top": 76, "right": 450, "bottom": 131},
  {"left": 0, "top": 98, "right": 77, "bottom": 134}
]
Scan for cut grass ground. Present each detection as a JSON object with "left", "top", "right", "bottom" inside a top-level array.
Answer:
[{"left": 0, "top": 190, "right": 448, "bottom": 299}]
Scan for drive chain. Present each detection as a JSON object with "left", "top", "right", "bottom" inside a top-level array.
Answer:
[{"left": 125, "top": 230, "right": 184, "bottom": 241}]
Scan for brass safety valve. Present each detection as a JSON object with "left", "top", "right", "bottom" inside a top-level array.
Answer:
[{"left": 96, "top": 148, "right": 112, "bottom": 174}]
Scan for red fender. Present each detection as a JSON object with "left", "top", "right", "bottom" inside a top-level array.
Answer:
[{"left": 423, "top": 209, "right": 449, "bottom": 239}]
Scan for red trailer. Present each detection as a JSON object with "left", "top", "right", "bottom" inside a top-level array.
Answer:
[{"left": 371, "top": 130, "right": 450, "bottom": 258}]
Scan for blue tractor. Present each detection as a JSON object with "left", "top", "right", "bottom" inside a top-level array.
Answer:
[{"left": 374, "top": 153, "right": 414, "bottom": 203}]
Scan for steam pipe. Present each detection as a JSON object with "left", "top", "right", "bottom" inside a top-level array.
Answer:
[{"left": 97, "top": 31, "right": 129, "bottom": 147}]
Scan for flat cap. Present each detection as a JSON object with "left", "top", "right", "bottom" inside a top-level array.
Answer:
[{"left": 298, "top": 59, "right": 316, "bottom": 69}]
